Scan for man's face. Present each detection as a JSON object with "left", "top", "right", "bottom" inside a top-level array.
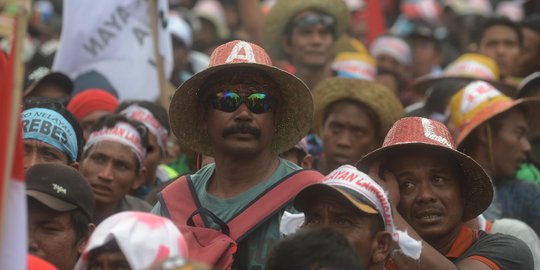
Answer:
[
  {"left": 24, "top": 139, "right": 70, "bottom": 171},
  {"left": 28, "top": 199, "right": 82, "bottom": 270},
  {"left": 204, "top": 75, "right": 276, "bottom": 157},
  {"left": 387, "top": 150, "right": 464, "bottom": 242},
  {"left": 410, "top": 36, "right": 441, "bottom": 78},
  {"left": 478, "top": 25, "right": 521, "bottom": 78},
  {"left": 88, "top": 250, "right": 130, "bottom": 270},
  {"left": 376, "top": 54, "right": 406, "bottom": 78},
  {"left": 518, "top": 28, "right": 540, "bottom": 76},
  {"left": 31, "top": 84, "right": 68, "bottom": 100},
  {"left": 303, "top": 196, "right": 379, "bottom": 267},
  {"left": 79, "top": 110, "right": 113, "bottom": 141},
  {"left": 80, "top": 141, "right": 143, "bottom": 205},
  {"left": 143, "top": 134, "right": 162, "bottom": 186},
  {"left": 322, "top": 102, "right": 377, "bottom": 171},
  {"left": 282, "top": 11, "right": 335, "bottom": 69},
  {"left": 491, "top": 108, "right": 531, "bottom": 177}
]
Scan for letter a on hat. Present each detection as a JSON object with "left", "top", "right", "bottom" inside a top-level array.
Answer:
[{"left": 225, "top": 41, "right": 256, "bottom": 63}]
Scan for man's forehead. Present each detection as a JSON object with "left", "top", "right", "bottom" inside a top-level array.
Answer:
[
  {"left": 87, "top": 141, "right": 138, "bottom": 164},
  {"left": 24, "top": 139, "right": 67, "bottom": 155}
]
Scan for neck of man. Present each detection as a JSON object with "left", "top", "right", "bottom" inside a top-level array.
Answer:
[
  {"left": 294, "top": 63, "right": 332, "bottom": 90},
  {"left": 317, "top": 156, "right": 338, "bottom": 176},
  {"left": 93, "top": 200, "right": 121, "bottom": 224},
  {"left": 208, "top": 150, "right": 280, "bottom": 198},
  {"left": 424, "top": 223, "right": 463, "bottom": 255}
]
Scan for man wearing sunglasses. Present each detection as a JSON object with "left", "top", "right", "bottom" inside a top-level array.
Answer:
[
  {"left": 263, "top": 0, "right": 350, "bottom": 90},
  {"left": 154, "top": 40, "right": 323, "bottom": 269}
]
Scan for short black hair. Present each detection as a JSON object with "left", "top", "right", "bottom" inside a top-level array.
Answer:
[
  {"left": 521, "top": 14, "right": 540, "bottom": 34},
  {"left": 283, "top": 10, "right": 337, "bottom": 45},
  {"left": 23, "top": 97, "right": 85, "bottom": 162},
  {"left": 473, "top": 16, "right": 523, "bottom": 47},
  {"left": 267, "top": 228, "right": 364, "bottom": 270},
  {"left": 71, "top": 208, "right": 92, "bottom": 244},
  {"left": 116, "top": 100, "right": 170, "bottom": 134},
  {"left": 377, "top": 67, "right": 405, "bottom": 93},
  {"left": 85, "top": 114, "right": 149, "bottom": 171}
]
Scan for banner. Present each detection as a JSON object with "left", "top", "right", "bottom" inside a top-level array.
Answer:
[
  {"left": 0, "top": 14, "right": 26, "bottom": 270},
  {"left": 53, "top": 0, "right": 173, "bottom": 101}
]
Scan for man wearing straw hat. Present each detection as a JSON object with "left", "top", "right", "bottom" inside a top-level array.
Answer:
[
  {"left": 312, "top": 77, "right": 403, "bottom": 175},
  {"left": 154, "top": 40, "right": 323, "bottom": 269},
  {"left": 448, "top": 80, "right": 540, "bottom": 236},
  {"left": 359, "top": 117, "right": 533, "bottom": 269},
  {"left": 262, "top": 0, "right": 349, "bottom": 90},
  {"left": 294, "top": 165, "right": 422, "bottom": 270}
]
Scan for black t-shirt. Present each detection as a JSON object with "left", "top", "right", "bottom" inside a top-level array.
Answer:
[{"left": 451, "top": 229, "right": 533, "bottom": 270}]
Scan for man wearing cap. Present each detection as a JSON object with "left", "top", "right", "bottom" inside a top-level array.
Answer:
[
  {"left": 24, "top": 67, "right": 74, "bottom": 104},
  {"left": 154, "top": 40, "right": 322, "bottom": 269},
  {"left": 294, "top": 165, "right": 422, "bottom": 270},
  {"left": 359, "top": 117, "right": 534, "bottom": 269},
  {"left": 22, "top": 97, "right": 84, "bottom": 171},
  {"left": 79, "top": 115, "right": 152, "bottom": 224},
  {"left": 449, "top": 80, "right": 540, "bottom": 235},
  {"left": 262, "top": 0, "right": 349, "bottom": 90},
  {"left": 26, "top": 163, "right": 95, "bottom": 270},
  {"left": 407, "top": 22, "right": 443, "bottom": 79},
  {"left": 370, "top": 35, "right": 412, "bottom": 81},
  {"left": 312, "top": 77, "right": 403, "bottom": 175}
]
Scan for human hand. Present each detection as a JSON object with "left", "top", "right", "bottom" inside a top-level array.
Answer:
[{"left": 367, "top": 159, "right": 400, "bottom": 207}]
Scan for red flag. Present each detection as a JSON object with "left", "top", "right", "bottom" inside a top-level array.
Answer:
[
  {"left": 365, "top": 0, "right": 386, "bottom": 45},
  {"left": 0, "top": 15, "right": 27, "bottom": 270}
]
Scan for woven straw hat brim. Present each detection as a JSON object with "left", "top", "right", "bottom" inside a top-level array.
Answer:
[
  {"left": 358, "top": 142, "right": 494, "bottom": 222},
  {"left": 312, "top": 78, "right": 404, "bottom": 138},
  {"left": 262, "top": 0, "right": 350, "bottom": 60},
  {"left": 169, "top": 63, "right": 313, "bottom": 156},
  {"left": 413, "top": 76, "right": 517, "bottom": 98},
  {"left": 457, "top": 98, "right": 540, "bottom": 147}
]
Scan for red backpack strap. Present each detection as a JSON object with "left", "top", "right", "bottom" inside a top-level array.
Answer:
[
  {"left": 227, "top": 169, "right": 324, "bottom": 241},
  {"left": 159, "top": 175, "right": 207, "bottom": 227}
]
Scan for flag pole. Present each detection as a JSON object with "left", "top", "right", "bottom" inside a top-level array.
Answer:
[{"left": 149, "top": 0, "right": 171, "bottom": 111}]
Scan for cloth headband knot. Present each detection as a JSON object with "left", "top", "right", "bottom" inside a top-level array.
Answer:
[
  {"left": 22, "top": 108, "right": 78, "bottom": 162},
  {"left": 85, "top": 122, "right": 146, "bottom": 164},
  {"left": 325, "top": 165, "right": 422, "bottom": 259},
  {"left": 119, "top": 104, "right": 168, "bottom": 155}
]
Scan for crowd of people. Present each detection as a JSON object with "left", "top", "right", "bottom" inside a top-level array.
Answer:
[{"left": 6, "top": 0, "right": 540, "bottom": 269}]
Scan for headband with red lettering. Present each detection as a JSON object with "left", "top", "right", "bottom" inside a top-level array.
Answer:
[
  {"left": 119, "top": 104, "right": 168, "bottom": 155},
  {"left": 84, "top": 122, "right": 146, "bottom": 163}
]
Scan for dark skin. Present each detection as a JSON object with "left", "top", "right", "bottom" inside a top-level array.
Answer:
[
  {"left": 367, "top": 152, "right": 494, "bottom": 269},
  {"left": 203, "top": 71, "right": 280, "bottom": 199}
]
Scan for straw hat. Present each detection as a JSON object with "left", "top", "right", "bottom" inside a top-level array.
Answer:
[
  {"left": 169, "top": 40, "right": 313, "bottom": 156},
  {"left": 448, "top": 80, "right": 540, "bottom": 147},
  {"left": 359, "top": 117, "right": 493, "bottom": 221},
  {"left": 262, "top": 0, "right": 350, "bottom": 60},
  {"left": 312, "top": 78, "right": 404, "bottom": 139},
  {"left": 413, "top": 53, "right": 516, "bottom": 97}
]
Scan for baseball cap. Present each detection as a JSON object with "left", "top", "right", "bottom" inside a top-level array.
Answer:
[
  {"left": 26, "top": 163, "right": 94, "bottom": 221},
  {"left": 24, "top": 67, "right": 74, "bottom": 97},
  {"left": 294, "top": 165, "right": 422, "bottom": 259}
]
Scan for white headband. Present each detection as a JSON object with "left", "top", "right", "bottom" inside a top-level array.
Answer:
[
  {"left": 84, "top": 122, "right": 146, "bottom": 164},
  {"left": 120, "top": 104, "right": 168, "bottom": 155}
]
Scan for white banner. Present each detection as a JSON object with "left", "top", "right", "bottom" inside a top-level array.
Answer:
[{"left": 53, "top": 0, "right": 173, "bottom": 101}]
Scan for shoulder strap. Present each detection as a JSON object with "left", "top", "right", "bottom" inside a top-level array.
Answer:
[
  {"left": 159, "top": 175, "right": 207, "bottom": 227},
  {"left": 227, "top": 169, "right": 324, "bottom": 241}
]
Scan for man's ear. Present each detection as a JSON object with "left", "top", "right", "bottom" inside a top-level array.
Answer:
[
  {"left": 131, "top": 166, "right": 147, "bottom": 190},
  {"left": 371, "top": 231, "right": 393, "bottom": 264},
  {"left": 280, "top": 36, "right": 292, "bottom": 55},
  {"left": 77, "top": 223, "right": 96, "bottom": 255},
  {"left": 301, "top": 154, "right": 313, "bottom": 169},
  {"left": 70, "top": 162, "right": 80, "bottom": 171}
]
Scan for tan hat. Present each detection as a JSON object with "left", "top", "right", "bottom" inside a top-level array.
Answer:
[
  {"left": 169, "top": 40, "right": 313, "bottom": 155},
  {"left": 262, "top": 0, "right": 350, "bottom": 60},
  {"left": 413, "top": 53, "right": 516, "bottom": 97},
  {"left": 312, "top": 78, "right": 404, "bottom": 139},
  {"left": 359, "top": 117, "right": 493, "bottom": 221}
]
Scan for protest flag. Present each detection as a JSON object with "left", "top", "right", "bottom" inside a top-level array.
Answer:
[
  {"left": 0, "top": 4, "right": 28, "bottom": 269},
  {"left": 53, "top": 0, "right": 173, "bottom": 102}
]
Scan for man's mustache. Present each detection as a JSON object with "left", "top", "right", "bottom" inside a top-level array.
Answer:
[{"left": 222, "top": 122, "right": 261, "bottom": 138}]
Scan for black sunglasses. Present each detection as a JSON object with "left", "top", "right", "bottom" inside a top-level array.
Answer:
[
  {"left": 292, "top": 13, "right": 335, "bottom": 30},
  {"left": 209, "top": 91, "right": 275, "bottom": 114}
]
